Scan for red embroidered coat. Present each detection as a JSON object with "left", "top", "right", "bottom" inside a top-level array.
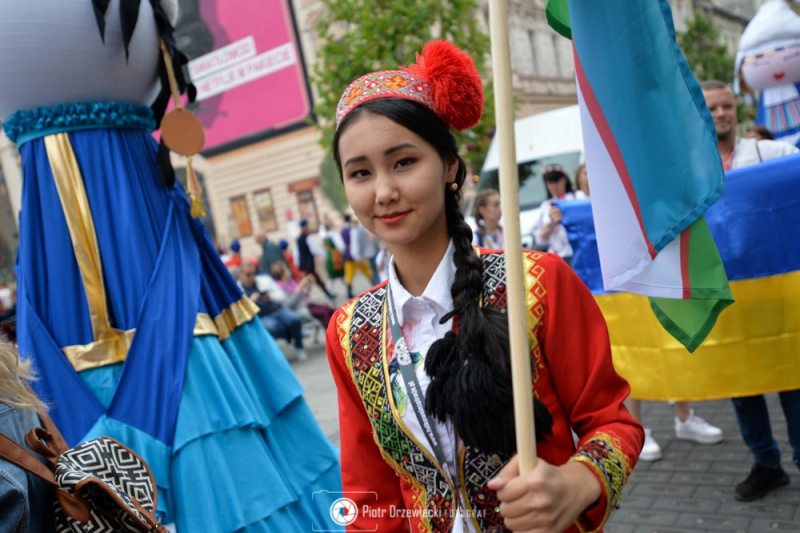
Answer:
[{"left": 326, "top": 249, "right": 644, "bottom": 532}]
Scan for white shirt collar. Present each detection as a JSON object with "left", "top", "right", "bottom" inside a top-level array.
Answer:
[{"left": 388, "top": 241, "right": 455, "bottom": 326}]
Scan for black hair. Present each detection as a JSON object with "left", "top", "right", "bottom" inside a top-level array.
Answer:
[
  {"left": 334, "top": 99, "right": 552, "bottom": 458},
  {"left": 543, "top": 169, "right": 575, "bottom": 200}
]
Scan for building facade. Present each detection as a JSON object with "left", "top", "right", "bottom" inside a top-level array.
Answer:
[{"left": 0, "top": 1, "right": 769, "bottom": 263}]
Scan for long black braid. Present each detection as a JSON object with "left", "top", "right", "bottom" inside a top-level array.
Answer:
[{"left": 334, "top": 99, "right": 552, "bottom": 459}]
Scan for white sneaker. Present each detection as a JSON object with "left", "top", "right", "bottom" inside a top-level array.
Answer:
[
  {"left": 640, "top": 428, "right": 662, "bottom": 462},
  {"left": 295, "top": 348, "right": 309, "bottom": 361},
  {"left": 675, "top": 410, "right": 723, "bottom": 444}
]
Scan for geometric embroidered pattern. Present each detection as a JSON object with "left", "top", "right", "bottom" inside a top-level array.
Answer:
[
  {"left": 462, "top": 448, "right": 508, "bottom": 532},
  {"left": 342, "top": 250, "right": 553, "bottom": 532},
  {"left": 54, "top": 436, "right": 161, "bottom": 532},
  {"left": 571, "top": 432, "right": 632, "bottom": 513},
  {"left": 481, "top": 251, "right": 547, "bottom": 371},
  {"left": 344, "top": 286, "right": 455, "bottom": 532}
]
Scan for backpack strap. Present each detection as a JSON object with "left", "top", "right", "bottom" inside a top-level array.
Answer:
[
  {"left": 0, "top": 430, "right": 92, "bottom": 522},
  {"left": 0, "top": 432, "right": 57, "bottom": 486},
  {"left": 25, "top": 413, "right": 68, "bottom": 467}
]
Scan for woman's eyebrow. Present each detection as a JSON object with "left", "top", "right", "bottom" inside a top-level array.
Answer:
[{"left": 344, "top": 143, "right": 417, "bottom": 167}]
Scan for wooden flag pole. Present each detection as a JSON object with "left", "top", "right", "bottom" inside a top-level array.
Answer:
[{"left": 488, "top": 0, "right": 537, "bottom": 472}]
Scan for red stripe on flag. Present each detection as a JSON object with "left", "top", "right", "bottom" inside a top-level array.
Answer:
[
  {"left": 573, "top": 50, "right": 657, "bottom": 259},
  {"left": 680, "top": 226, "right": 691, "bottom": 299}
]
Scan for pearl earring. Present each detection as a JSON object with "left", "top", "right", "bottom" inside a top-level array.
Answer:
[{"left": 449, "top": 182, "right": 459, "bottom": 192}]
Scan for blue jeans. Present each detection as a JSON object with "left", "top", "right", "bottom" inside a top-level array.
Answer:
[
  {"left": 732, "top": 390, "right": 800, "bottom": 468},
  {"left": 260, "top": 307, "right": 304, "bottom": 349}
]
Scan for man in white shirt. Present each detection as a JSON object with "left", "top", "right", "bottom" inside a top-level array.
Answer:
[
  {"left": 702, "top": 80, "right": 800, "bottom": 502},
  {"left": 702, "top": 80, "right": 798, "bottom": 171}
]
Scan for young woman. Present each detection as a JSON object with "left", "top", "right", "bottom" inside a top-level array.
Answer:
[
  {"left": 326, "top": 40, "right": 643, "bottom": 532},
  {"left": 472, "top": 188, "right": 504, "bottom": 248},
  {"left": 574, "top": 163, "right": 591, "bottom": 197},
  {"left": 0, "top": 341, "right": 54, "bottom": 532},
  {"left": 533, "top": 165, "right": 586, "bottom": 265},
  {"left": 271, "top": 261, "right": 335, "bottom": 328}
]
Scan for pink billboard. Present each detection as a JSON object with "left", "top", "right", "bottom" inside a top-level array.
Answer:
[{"left": 175, "top": 0, "right": 311, "bottom": 151}]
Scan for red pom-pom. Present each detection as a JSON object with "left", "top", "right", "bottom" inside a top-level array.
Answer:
[{"left": 407, "top": 40, "right": 484, "bottom": 131}]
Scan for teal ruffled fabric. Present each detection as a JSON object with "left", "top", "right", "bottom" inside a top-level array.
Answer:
[
  {"left": 81, "top": 319, "right": 342, "bottom": 531},
  {"left": 3, "top": 101, "right": 155, "bottom": 145}
]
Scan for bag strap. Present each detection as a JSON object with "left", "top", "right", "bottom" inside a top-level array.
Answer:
[
  {"left": 0, "top": 432, "right": 58, "bottom": 485},
  {"left": 0, "top": 431, "right": 92, "bottom": 522}
]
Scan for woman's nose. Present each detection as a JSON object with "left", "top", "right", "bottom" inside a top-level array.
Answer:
[{"left": 374, "top": 171, "right": 397, "bottom": 204}]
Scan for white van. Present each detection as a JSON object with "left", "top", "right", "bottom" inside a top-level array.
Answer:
[{"left": 474, "top": 105, "right": 584, "bottom": 248}]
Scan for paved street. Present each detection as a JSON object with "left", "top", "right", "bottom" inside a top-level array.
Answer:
[{"left": 290, "top": 337, "right": 800, "bottom": 532}]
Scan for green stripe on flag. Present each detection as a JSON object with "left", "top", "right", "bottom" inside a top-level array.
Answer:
[
  {"left": 546, "top": 0, "right": 571, "bottom": 39},
  {"left": 649, "top": 217, "right": 734, "bottom": 352}
]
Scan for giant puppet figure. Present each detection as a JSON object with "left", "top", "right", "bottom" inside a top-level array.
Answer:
[
  {"left": 736, "top": 0, "right": 800, "bottom": 147},
  {"left": 0, "top": 1, "right": 340, "bottom": 530}
]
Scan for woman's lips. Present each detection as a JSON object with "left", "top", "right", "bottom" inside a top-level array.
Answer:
[{"left": 377, "top": 211, "right": 411, "bottom": 224}]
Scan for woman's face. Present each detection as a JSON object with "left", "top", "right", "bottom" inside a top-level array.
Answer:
[
  {"left": 338, "top": 112, "right": 456, "bottom": 255},
  {"left": 478, "top": 193, "right": 502, "bottom": 225},
  {"left": 576, "top": 168, "right": 590, "bottom": 195},
  {"left": 546, "top": 175, "right": 568, "bottom": 198}
]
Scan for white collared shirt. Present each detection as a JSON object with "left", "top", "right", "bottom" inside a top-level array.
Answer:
[
  {"left": 731, "top": 137, "right": 799, "bottom": 169},
  {"left": 388, "top": 241, "right": 475, "bottom": 533}
]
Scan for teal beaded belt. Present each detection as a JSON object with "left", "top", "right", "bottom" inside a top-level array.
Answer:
[{"left": 3, "top": 101, "right": 155, "bottom": 145}]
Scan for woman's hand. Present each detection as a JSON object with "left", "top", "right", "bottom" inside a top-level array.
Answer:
[
  {"left": 548, "top": 205, "right": 563, "bottom": 225},
  {"left": 486, "top": 456, "right": 601, "bottom": 532}
]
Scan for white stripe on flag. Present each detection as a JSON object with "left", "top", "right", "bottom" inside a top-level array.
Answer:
[{"left": 577, "top": 83, "right": 684, "bottom": 297}]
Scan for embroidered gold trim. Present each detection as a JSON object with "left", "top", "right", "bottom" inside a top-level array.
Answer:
[
  {"left": 569, "top": 431, "right": 632, "bottom": 531},
  {"left": 193, "top": 296, "right": 259, "bottom": 339},
  {"left": 45, "top": 134, "right": 134, "bottom": 372},
  {"left": 457, "top": 445, "right": 484, "bottom": 532},
  {"left": 523, "top": 251, "right": 547, "bottom": 372},
  {"left": 62, "top": 329, "right": 136, "bottom": 372}
]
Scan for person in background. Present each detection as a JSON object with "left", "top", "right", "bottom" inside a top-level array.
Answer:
[
  {"left": 255, "top": 231, "right": 286, "bottom": 276},
  {"left": 704, "top": 79, "right": 800, "bottom": 501},
  {"left": 278, "top": 239, "right": 303, "bottom": 281},
  {"left": 533, "top": 165, "right": 585, "bottom": 265},
  {"left": 224, "top": 239, "right": 242, "bottom": 268},
  {"left": 471, "top": 188, "right": 503, "bottom": 248},
  {"left": 374, "top": 241, "right": 392, "bottom": 283},
  {"left": 272, "top": 262, "right": 335, "bottom": 329},
  {"left": 239, "top": 260, "right": 308, "bottom": 361},
  {"left": 0, "top": 340, "right": 54, "bottom": 531},
  {"left": 341, "top": 215, "right": 376, "bottom": 298},
  {"left": 625, "top": 399, "right": 722, "bottom": 463},
  {"left": 746, "top": 124, "right": 775, "bottom": 141},
  {"left": 352, "top": 221, "right": 380, "bottom": 285},
  {"left": 574, "top": 163, "right": 591, "bottom": 197},
  {"left": 296, "top": 220, "right": 336, "bottom": 301},
  {"left": 323, "top": 237, "right": 346, "bottom": 295}
]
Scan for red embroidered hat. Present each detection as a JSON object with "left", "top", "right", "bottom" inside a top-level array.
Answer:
[{"left": 335, "top": 40, "right": 484, "bottom": 132}]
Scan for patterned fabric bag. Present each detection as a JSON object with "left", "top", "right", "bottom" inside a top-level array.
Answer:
[{"left": 0, "top": 411, "right": 165, "bottom": 532}]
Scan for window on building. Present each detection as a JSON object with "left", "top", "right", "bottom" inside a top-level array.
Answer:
[
  {"left": 551, "top": 33, "right": 562, "bottom": 78},
  {"left": 229, "top": 195, "right": 253, "bottom": 237},
  {"left": 527, "top": 29, "right": 539, "bottom": 76},
  {"left": 296, "top": 189, "right": 320, "bottom": 231},
  {"left": 252, "top": 187, "right": 279, "bottom": 232}
]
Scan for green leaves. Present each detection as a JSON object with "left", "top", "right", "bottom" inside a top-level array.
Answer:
[
  {"left": 310, "top": 0, "right": 495, "bottom": 187},
  {"left": 677, "top": 10, "right": 735, "bottom": 84}
]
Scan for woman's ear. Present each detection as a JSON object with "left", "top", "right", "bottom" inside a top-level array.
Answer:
[{"left": 445, "top": 157, "right": 459, "bottom": 185}]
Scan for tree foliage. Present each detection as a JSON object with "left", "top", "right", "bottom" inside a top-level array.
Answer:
[
  {"left": 310, "top": 0, "right": 495, "bottom": 210},
  {"left": 677, "top": 10, "right": 735, "bottom": 84}
]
